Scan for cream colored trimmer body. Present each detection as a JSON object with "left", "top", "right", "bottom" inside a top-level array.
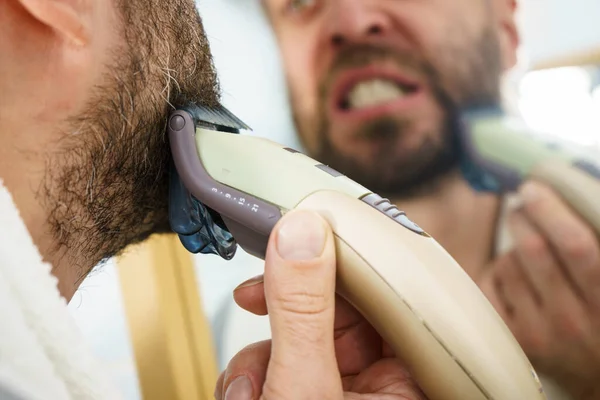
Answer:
[{"left": 167, "top": 105, "right": 546, "bottom": 400}]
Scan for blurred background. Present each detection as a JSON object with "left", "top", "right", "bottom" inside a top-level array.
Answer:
[{"left": 67, "top": 0, "right": 600, "bottom": 398}]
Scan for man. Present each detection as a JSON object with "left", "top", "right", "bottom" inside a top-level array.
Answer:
[
  {"left": 222, "top": 0, "right": 600, "bottom": 399},
  {"left": 0, "top": 0, "right": 427, "bottom": 399}
]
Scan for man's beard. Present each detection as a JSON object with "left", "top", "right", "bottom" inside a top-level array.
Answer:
[
  {"left": 316, "top": 115, "right": 462, "bottom": 199},
  {"left": 40, "top": 0, "right": 220, "bottom": 281},
  {"left": 302, "top": 28, "right": 503, "bottom": 199}
]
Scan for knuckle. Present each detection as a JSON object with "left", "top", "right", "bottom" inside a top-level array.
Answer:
[
  {"left": 273, "top": 288, "right": 329, "bottom": 317},
  {"left": 495, "top": 254, "right": 517, "bottom": 280},
  {"left": 554, "top": 309, "right": 589, "bottom": 342},
  {"left": 519, "top": 329, "right": 549, "bottom": 356},
  {"left": 497, "top": 256, "right": 529, "bottom": 288},
  {"left": 271, "top": 289, "right": 331, "bottom": 347},
  {"left": 563, "top": 233, "right": 599, "bottom": 264},
  {"left": 520, "top": 235, "right": 549, "bottom": 260},
  {"left": 225, "top": 340, "right": 271, "bottom": 375},
  {"left": 238, "top": 340, "right": 269, "bottom": 358}
]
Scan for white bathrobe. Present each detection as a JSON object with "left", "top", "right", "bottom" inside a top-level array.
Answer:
[{"left": 0, "top": 179, "right": 122, "bottom": 400}]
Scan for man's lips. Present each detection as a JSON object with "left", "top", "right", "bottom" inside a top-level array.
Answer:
[{"left": 328, "top": 66, "right": 425, "bottom": 123}]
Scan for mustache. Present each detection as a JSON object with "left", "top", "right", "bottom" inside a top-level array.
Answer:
[{"left": 316, "top": 43, "right": 460, "bottom": 123}]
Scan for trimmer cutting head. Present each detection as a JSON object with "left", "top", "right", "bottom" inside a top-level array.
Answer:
[
  {"left": 167, "top": 103, "right": 253, "bottom": 259},
  {"left": 457, "top": 105, "right": 600, "bottom": 194},
  {"left": 168, "top": 102, "right": 289, "bottom": 262}
]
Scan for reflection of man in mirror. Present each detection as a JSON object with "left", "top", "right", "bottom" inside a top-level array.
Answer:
[{"left": 258, "top": 0, "right": 600, "bottom": 398}]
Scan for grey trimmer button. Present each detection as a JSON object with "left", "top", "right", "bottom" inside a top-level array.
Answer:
[
  {"left": 316, "top": 164, "right": 344, "bottom": 177},
  {"left": 361, "top": 193, "right": 429, "bottom": 236},
  {"left": 170, "top": 115, "right": 186, "bottom": 131}
]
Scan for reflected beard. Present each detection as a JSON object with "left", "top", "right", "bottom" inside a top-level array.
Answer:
[
  {"left": 39, "top": 0, "right": 221, "bottom": 282},
  {"left": 315, "top": 114, "right": 462, "bottom": 199},
  {"left": 307, "top": 28, "right": 502, "bottom": 199}
]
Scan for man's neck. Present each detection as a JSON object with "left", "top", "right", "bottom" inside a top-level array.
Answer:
[
  {"left": 0, "top": 126, "right": 81, "bottom": 301},
  {"left": 391, "top": 173, "right": 502, "bottom": 280}
]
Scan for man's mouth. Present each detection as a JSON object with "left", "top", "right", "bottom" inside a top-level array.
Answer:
[
  {"left": 330, "top": 68, "right": 423, "bottom": 121},
  {"left": 339, "top": 78, "right": 418, "bottom": 110}
]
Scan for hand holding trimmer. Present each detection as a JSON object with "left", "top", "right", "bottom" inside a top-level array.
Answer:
[
  {"left": 459, "top": 106, "right": 600, "bottom": 235},
  {"left": 167, "top": 103, "right": 546, "bottom": 400}
]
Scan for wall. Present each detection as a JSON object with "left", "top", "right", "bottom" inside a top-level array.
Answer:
[{"left": 518, "top": 0, "right": 600, "bottom": 67}]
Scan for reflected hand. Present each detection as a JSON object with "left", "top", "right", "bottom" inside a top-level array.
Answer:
[
  {"left": 479, "top": 181, "right": 600, "bottom": 399},
  {"left": 215, "top": 210, "right": 427, "bottom": 400}
]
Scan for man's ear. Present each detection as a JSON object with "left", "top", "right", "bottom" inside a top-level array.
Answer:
[
  {"left": 494, "top": 0, "right": 520, "bottom": 70},
  {"left": 18, "top": 0, "right": 92, "bottom": 46}
]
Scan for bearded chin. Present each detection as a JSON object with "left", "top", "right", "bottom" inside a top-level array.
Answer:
[
  {"left": 37, "top": 0, "right": 223, "bottom": 282},
  {"left": 313, "top": 112, "right": 463, "bottom": 199},
  {"left": 305, "top": 27, "right": 503, "bottom": 200},
  {"left": 41, "top": 88, "right": 174, "bottom": 278}
]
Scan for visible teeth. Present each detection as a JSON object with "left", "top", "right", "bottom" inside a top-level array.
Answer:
[{"left": 347, "top": 79, "right": 405, "bottom": 109}]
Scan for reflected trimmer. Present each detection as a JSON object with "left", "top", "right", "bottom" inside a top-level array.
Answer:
[
  {"left": 167, "top": 103, "right": 547, "bottom": 400},
  {"left": 459, "top": 106, "right": 600, "bottom": 234}
]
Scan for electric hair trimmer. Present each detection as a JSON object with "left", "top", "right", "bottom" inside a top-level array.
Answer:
[
  {"left": 459, "top": 106, "right": 600, "bottom": 234},
  {"left": 167, "top": 104, "right": 546, "bottom": 400}
]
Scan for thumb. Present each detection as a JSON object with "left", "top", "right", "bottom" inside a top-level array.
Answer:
[{"left": 262, "top": 209, "right": 343, "bottom": 399}]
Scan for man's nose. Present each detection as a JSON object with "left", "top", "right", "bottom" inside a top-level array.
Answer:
[{"left": 326, "top": 0, "right": 391, "bottom": 48}]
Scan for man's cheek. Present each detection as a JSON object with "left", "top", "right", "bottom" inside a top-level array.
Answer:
[{"left": 291, "top": 89, "right": 321, "bottom": 147}]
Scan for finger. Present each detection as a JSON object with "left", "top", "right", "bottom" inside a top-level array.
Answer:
[
  {"left": 478, "top": 262, "right": 512, "bottom": 322},
  {"left": 215, "top": 370, "right": 225, "bottom": 400},
  {"left": 234, "top": 262, "right": 383, "bottom": 377},
  {"left": 507, "top": 208, "right": 561, "bottom": 305},
  {"left": 262, "top": 209, "right": 344, "bottom": 397},
  {"left": 233, "top": 275, "right": 267, "bottom": 315},
  {"left": 350, "top": 358, "right": 427, "bottom": 399},
  {"left": 493, "top": 251, "right": 549, "bottom": 354},
  {"left": 506, "top": 209, "right": 591, "bottom": 350},
  {"left": 332, "top": 296, "right": 382, "bottom": 377},
  {"left": 519, "top": 180, "right": 600, "bottom": 304},
  {"left": 218, "top": 340, "right": 271, "bottom": 400}
]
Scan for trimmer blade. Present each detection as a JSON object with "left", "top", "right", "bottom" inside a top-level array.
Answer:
[{"left": 189, "top": 103, "right": 252, "bottom": 132}]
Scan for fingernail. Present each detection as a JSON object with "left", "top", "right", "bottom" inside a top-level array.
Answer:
[
  {"left": 519, "top": 181, "right": 539, "bottom": 204},
  {"left": 224, "top": 376, "right": 253, "bottom": 400},
  {"left": 277, "top": 211, "right": 326, "bottom": 260},
  {"left": 234, "top": 275, "right": 264, "bottom": 291}
]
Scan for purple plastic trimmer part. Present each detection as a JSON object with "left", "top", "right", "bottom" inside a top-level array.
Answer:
[{"left": 168, "top": 110, "right": 282, "bottom": 259}]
